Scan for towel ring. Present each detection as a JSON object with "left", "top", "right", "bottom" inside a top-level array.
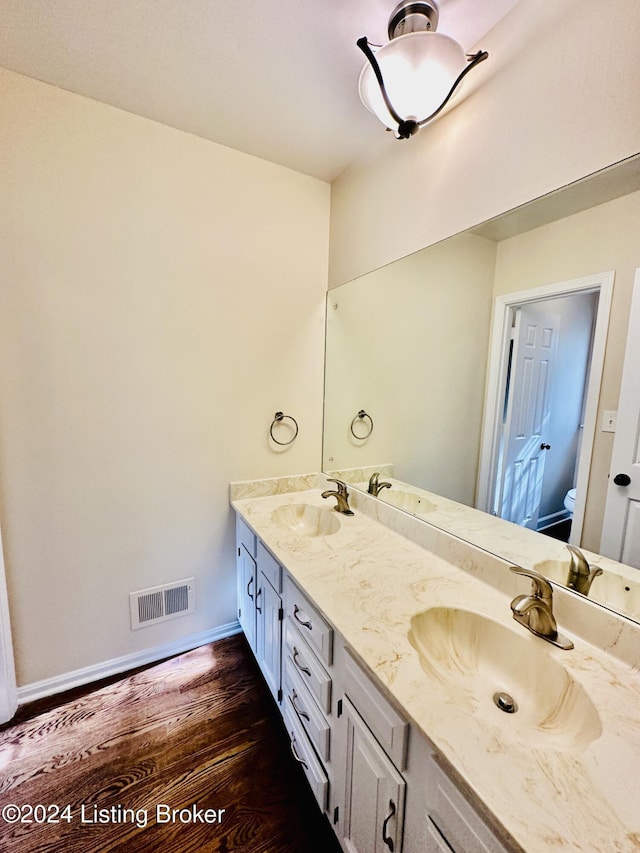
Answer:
[
  {"left": 350, "top": 409, "right": 374, "bottom": 440},
  {"left": 270, "top": 411, "right": 299, "bottom": 446}
]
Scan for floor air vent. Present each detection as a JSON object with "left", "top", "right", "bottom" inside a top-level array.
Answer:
[{"left": 129, "top": 578, "right": 195, "bottom": 630}]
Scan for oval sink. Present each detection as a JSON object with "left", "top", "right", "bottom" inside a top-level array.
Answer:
[
  {"left": 534, "top": 559, "right": 640, "bottom": 618},
  {"left": 408, "top": 607, "right": 601, "bottom": 752},
  {"left": 534, "top": 559, "right": 585, "bottom": 587},
  {"left": 382, "top": 490, "right": 437, "bottom": 515},
  {"left": 271, "top": 503, "right": 340, "bottom": 537}
]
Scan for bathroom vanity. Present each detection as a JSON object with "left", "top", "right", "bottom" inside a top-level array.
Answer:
[{"left": 231, "top": 474, "right": 640, "bottom": 853}]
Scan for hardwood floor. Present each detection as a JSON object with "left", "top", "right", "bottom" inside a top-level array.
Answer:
[{"left": 0, "top": 634, "right": 342, "bottom": 852}]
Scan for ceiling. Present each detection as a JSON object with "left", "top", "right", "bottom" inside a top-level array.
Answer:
[{"left": 0, "top": 0, "right": 519, "bottom": 182}]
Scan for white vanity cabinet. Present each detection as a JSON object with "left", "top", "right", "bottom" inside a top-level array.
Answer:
[
  {"left": 404, "top": 738, "right": 513, "bottom": 853},
  {"left": 282, "top": 695, "right": 330, "bottom": 811},
  {"left": 255, "top": 541, "right": 283, "bottom": 703},
  {"left": 236, "top": 516, "right": 257, "bottom": 652},
  {"left": 281, "top": 574, "right": 335, "bottom": 812},
  {"left": 337, "top": 696, "right": 406, "bottom": 853},
  {"left": 423, "top": 769, "right": 507, "bottom": 853},
  {"left": 280, "top": 578, "right": 514, "bottom": 853},
  {"left": 332, "top": 642, "right": 408, "bottom": 853},
  {"left": 235, "top": 517, "right": 283, "bottom": 704},
  {"left": 234, "top": 512, "right": 516, "bottom": 853}
]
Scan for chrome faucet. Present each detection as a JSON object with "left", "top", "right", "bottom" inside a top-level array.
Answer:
[
  {"left": 368, "top": 472, "right": 392, "bottom": 497},
  {"left": 509, "top": 567, "right": 574, "bottom": 650},
  {"left": 565, "top": 544, "right": 602, "bottom": 596},
  {"left": 321, "top": 478, "right": 354, "bottom": 515}
]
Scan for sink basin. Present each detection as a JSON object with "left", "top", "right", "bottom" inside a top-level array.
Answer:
[
  {"left": 534, "top": 559, "right": 640, "bottom": 618},
  {"left": 382, "top": 490, "right": 437, "bottom": 515},
  {"left": 271, "top": 503, "right": 340, "bottom": 537},
  {"left": 408, "top": 607, "right": 601, "bottom": 752}
]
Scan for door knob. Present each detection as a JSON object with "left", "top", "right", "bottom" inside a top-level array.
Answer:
[
  {"left": 540, "top": 443, "right": 551, "bottom": 450},
  {"left": 613, "top": 473, "right": 631, "bottom": 486}
]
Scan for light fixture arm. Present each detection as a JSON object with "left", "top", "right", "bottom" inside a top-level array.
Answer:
[
  {"left": 357, "top": 37, "right": 419, "bottom": 139},
  {"left": 357, "top": 38, "right": 410, "bottom": 135},
  {"left": 357, "top": 35, "right": 488, "bottom": 139},
  {"left": 415, "top": 49, "right": 488, "bottom": 128}
]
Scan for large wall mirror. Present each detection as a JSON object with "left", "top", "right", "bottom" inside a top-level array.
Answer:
[{"left": 323, "top": 153, "right": 640, "bottom": 624}]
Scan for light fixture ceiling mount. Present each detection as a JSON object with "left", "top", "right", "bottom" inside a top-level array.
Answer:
[
  {"left": 357, "top": 0, "right": 488, "bottom": 139},
  {"left": 387, "top": 1, "right": 439, "bottom": 39}
]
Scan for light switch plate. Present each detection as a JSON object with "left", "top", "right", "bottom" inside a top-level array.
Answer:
[{"left": 602, "top": 410, "right": 617, "bottom": 432}]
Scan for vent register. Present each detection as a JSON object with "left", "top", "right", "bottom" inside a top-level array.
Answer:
[{"left": 129, "top": 578, "right": 195, "bottom": 629}]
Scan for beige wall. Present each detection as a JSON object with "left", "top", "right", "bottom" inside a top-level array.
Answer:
[
  {"left": 0, "top": 69, "right": 329, "bottom": 685},
  {"left": 493, "top": 190, "right": 640, "bottom": 552},
  {"left": 324, "top": 233, "right": 496, "bottom": 504},
  {"left": 329, "top": 0, "right": 640, "bottom": 288}
]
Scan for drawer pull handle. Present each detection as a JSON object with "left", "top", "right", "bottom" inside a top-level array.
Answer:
[
  {"left": 293, "top": 647, "right": 311, "bottom": 677},
  {"left": 290, "top": 735, "right": 308, "bottom": 769},
  {"left": 290, "top": 690, "right": 310, "bottom": 721},
  {"left": 382, "top": 799, "right": 396, "bottom": 852},
  {"left": 293, "top": 604, "right": 312, "bottom": 630},
  {"left": 255, "top": 586, "right": 262, "bottom": 614},
  {"left": 247, "top": 576, "right": 254, "bottom": 601}
]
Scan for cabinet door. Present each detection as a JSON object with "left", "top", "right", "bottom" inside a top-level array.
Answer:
[
  {"left": 424, "top": 817, "right": 458, "bottom": 852},
  {"left": 237, "top": 543, "right": 257, "bottom": 652},
  {"left": 339, "top": 697, "right": 405, "bottom": 853},
  {"left": 256, "top": 574, "right": 282, "bottom": 703},
  {"left": 424, "top": 757, "right": 511, "bottom": 853}
]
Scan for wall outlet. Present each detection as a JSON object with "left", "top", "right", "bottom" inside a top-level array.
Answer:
[{"left": 602, "top": 410, "right": 617, "bottom": 432}]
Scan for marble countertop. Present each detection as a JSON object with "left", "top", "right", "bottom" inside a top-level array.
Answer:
[
  {"left": 231, "top": 479, "right": 640, "bottom": 852},
  {"left": 329, "top": 468, "right": 640, "bottom": 622}
]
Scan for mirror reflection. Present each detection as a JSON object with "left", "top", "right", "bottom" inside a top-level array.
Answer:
[{"left": 323, "top": 154, "right": 640, "bottom": 623}]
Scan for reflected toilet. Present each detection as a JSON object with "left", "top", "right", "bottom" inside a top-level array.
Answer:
[{"left": 564, "top": 488, "right": 577, "bottom": 516}]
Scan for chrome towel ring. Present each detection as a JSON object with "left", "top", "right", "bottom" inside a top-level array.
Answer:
[
  {"left": 350, "top": 409, "right": 373, "bottom": 439},
  {"left": 270, "top": 411, "right": 299, "bottom": 446}
]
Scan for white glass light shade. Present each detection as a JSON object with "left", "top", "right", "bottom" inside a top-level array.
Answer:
[{"left": 358, "top": 32, "right": 467, "bottom": 128}]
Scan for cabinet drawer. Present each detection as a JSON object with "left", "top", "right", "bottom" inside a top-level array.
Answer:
[
  {"left": 284, "top": 656, "right": 330, "bottom": 761},
  {"left": 236, "top": 515, "right": 256, "bottom": 558},
  {"left": 343, "top": 647, "right": 408, "bottom": 771},
  {"left": 282, "top": 697, "right": 329, "bottom": 812},
  {"left": 257, "top": 540, "right": 282, "bottom": 592},
  {"left": 285, "top": 620, "right": 332, "bottom": 713},
  {"left": 284, "top": 575, "right": 333, "bottom": 665}
]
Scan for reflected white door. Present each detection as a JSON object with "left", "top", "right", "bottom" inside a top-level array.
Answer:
[
  {"left": 601, "top": 270, "right": 640, "bottom": 567},
  {"left": 497, "top": 306, "right": 560, "bottom": 529}
]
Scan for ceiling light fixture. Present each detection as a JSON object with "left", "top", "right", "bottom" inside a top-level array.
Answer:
[{"left": 357, "top": 0, "right": 488, "bottom": 139}]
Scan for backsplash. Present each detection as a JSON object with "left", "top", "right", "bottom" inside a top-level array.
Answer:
[{"left": 231, "top": 472, "right": 640, "bottom": 668}]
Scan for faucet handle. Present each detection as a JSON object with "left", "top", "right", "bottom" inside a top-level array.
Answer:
[
  {"left": 325, "top": 477, "right": 348, "bottom": 494},
  {"left": 510, "top": 566, "right": 553, "bottom": 602}
]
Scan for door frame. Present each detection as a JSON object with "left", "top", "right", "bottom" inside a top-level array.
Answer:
[
  {"left": 0, "top": 524, "right": 17, "bottom": 723},
  {"left": 600, "top": 268, "right": 640, "bottom": 561},
  {"left": 477, "top": 271, "right": 614, "bottom": 545}
]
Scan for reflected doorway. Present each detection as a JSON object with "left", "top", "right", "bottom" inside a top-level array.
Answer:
[
  {"left": 492, "top": 293, "right": 598, "bottom": 540},
  {"left": 477, "top": 272, "right": 614, "bottom": 547}
]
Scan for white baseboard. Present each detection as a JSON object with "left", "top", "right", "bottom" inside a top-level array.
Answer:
[{"left": 17, "top": 620, "right": 242, "bottom": 706}]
